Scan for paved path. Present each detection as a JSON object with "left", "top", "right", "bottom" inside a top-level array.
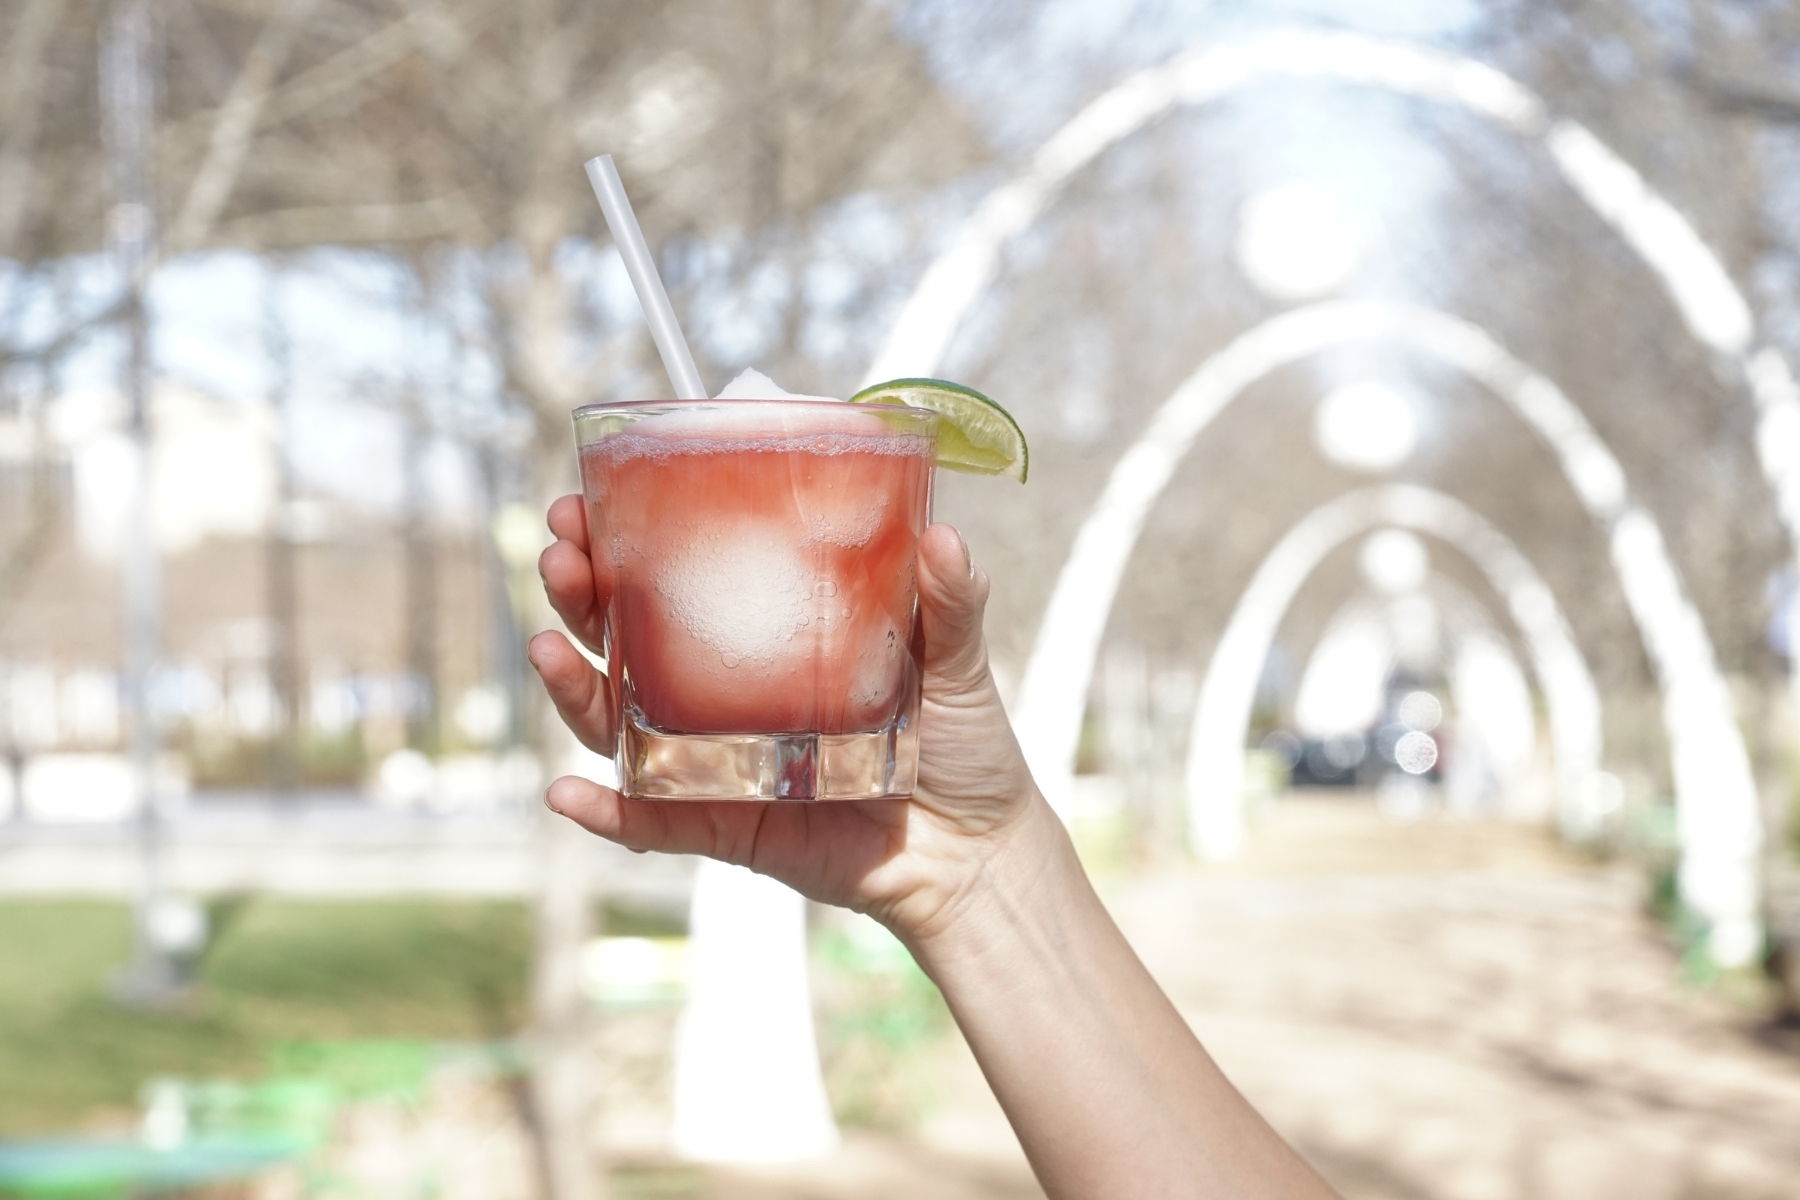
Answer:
[
  {"left": 0, "top": 800, "right": 693, "bottom": 906},
  {"left": 1113, "top": 802, "right": 1800, "bottom": 1199},
  {"left": 669, "top": 799, "right": 1800, "bottom": 1199}
]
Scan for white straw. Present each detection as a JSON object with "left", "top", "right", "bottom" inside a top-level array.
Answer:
[{"left": 584, "top": 154, "right": 708, "bottom": 400}]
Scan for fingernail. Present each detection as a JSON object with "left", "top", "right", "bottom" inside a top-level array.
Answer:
[
  {"left": 543, "top": 789, "right": 562, "bottom": 815},
  {"left": 958, "top": 531, "right": 974, "bottom": 580}
]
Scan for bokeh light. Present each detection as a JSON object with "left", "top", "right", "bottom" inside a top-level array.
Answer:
[
  {"left": 1314, "top": 382, "right": 1419, "bottom": 472},
  {"left": 1235, "top": 183, "right": 1363, "bottom": 301},
  {"left": 1359, "top": 529, "right": 1429, "bottom": 594}
]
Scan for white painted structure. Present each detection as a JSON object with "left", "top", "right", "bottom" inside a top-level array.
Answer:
[
  {"left": 1002, "top": 302, "right": 1761, "bottom": 965},
  {"left": 1185, "top": 486, "right": 1600, "bottom": 859},
  {"left": 671, "top": 860, "right": 839, "bottom": 1163},
  {"left": 860, "top": 30, "right": 1800, "bottom": 543}
]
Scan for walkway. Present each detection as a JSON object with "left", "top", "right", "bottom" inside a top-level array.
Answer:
[
  {"left": 1118, "top": 800, "right": 1800, "bottom": 1199},
  {"left": 683, "top": 797, "right": 1800, "bottom": 1199}
]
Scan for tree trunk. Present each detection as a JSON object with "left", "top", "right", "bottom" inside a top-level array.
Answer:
[{"left": 530, "top": 797, "right": 602, "bottom": 1200}]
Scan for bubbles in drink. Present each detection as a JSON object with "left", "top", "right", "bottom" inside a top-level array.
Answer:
[
  {"left": 849, "top": 615, "right": 904, "bottom": 708},
  {"left": 805, "top": 501, "right": 883, "bottom": 547},
  {"left": 599, "top": 402, "right": 929, "bottom": 464},
  {"left": 653, "top": 522, "right": 813, "bottom": 669}
]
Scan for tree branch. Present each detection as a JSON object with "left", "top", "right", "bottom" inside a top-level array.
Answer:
[
  {"left": 167, "top": 0, "right": 320, "bottom": 253},
  {"left": 1673, "top": 61, "right": 1800, "bottom": 125},
  {"left": 246, "top": 0, "right": 494, "bottom": 132},
  {"left": 0, "top": 0, "right": 69, "bottom": 255},
  {"left": 212, "top": 194, "right": 482, "bottom": 246}
]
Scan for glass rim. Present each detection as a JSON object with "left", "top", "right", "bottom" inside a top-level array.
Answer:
[{"left": 572, "top": 397, "right": 932, "bottom": 418}]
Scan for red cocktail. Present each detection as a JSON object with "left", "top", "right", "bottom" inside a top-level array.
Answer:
[{"left": 575, "top": 399, "right": 937, "bottom": 800}]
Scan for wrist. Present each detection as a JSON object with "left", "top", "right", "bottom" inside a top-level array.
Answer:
[{"left": 891, "top": 790, "right": 1083, "bottom": 973}]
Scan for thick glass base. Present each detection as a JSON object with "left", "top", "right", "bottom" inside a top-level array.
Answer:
[{"left": 617, "top": 711, "right": 920, "bottom": 801}]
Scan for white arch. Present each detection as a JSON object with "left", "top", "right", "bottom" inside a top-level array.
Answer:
[
  {"left": 1007, "top": 301, "right": 1762, "bottom": 966},
  {"left": 861, "top": 31, "right": 1800, "bottom": 524},
  {"left": 1186, "top": 486, "right": 1599, "bottom": 857},
  {"left": 865, "top": 26, "right": 1800, "bottom": 730},
  {"left": 866, "top": 28, "right": 1771, "bottom": 375}
]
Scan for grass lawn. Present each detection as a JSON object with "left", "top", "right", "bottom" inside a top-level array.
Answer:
[{"left": 0, "top": 900, "right": 532, "bottom": 1136}]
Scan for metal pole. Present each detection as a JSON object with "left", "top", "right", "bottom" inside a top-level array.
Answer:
[
  {"left": 265, "top": 267, "right": 302, "bottom": 794},
  {"left": 103, "top": 0, "right": 178, "bottom": 1006},
  {"left": 402, "top": 399, "right": 438, "bottom": 752}
]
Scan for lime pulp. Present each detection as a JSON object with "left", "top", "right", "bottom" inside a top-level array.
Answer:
[{"left": 847, "top": 378, "right": 1028, "bottom": 482}]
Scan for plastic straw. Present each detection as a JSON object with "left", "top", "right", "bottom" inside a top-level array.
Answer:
[{"left": 584, "top": 154, "right": 708, "bottom": 400}]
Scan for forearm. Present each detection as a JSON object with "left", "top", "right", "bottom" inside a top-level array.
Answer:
[{"left": 901, "top": 796, "right": 1338, "bottom": 1200}]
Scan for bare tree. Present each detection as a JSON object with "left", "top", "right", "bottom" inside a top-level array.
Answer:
[{"left": 0, "top": 0, "right": 987, "bottom": 1188}]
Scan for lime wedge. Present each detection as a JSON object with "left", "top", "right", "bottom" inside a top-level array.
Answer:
[{"left": 848, "top": 378, "right": 1028, "bottom": 482}]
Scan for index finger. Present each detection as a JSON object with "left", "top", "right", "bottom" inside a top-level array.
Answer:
[{"left": 548, "top": 494, "right": 587, "bottom": 544}]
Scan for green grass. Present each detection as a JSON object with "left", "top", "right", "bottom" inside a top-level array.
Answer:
[
  {"left": 811, "top": 924, "right": 951, "bottom": 1130},
  {"left": 0, "top": 900, "right": 531, "bottom": 1136}
]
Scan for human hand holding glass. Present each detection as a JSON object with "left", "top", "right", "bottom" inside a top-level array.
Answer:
[{"left": 529, "top": 495, "right": 1049, "bottom": 943}]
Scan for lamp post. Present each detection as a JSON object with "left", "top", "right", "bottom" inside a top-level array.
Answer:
[
  {"left": 265, "top": 266, "right": 302, "bottom": 794},
  {"left": 103, "top": 0, "right": 194, "bottom": 1006}
]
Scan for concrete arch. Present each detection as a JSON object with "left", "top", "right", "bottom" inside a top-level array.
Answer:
[
  {"left": 1007, "top": 301, "right": 1761, "bottom": 966},
  {"left": 1185, "top": 486, "right": 1599, "bottom": 859},
  {"left": 861, "top": 30, "right": 1800, "bottom": 568}
]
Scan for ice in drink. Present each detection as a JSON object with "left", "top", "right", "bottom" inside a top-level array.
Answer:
[{"left": 578, "top": 401, "right": 935, "bottom": 790}]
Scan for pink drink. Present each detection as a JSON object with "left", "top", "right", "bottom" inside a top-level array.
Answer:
[{"left": 575, "top": 399, "right": 936, "bottom": 800}]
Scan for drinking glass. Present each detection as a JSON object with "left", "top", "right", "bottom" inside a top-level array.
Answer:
[{"left": 574, "top": 398, "right": 938, "bottom": 800}]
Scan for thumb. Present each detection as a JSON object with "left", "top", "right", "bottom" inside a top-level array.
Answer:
[{"left": 916, "top": 522, "right": 993, "bottom": 697}]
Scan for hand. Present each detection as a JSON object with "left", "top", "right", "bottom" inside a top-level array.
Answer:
[{"left": 528, "top": 495, "right": 1055, "bottom": 943}]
